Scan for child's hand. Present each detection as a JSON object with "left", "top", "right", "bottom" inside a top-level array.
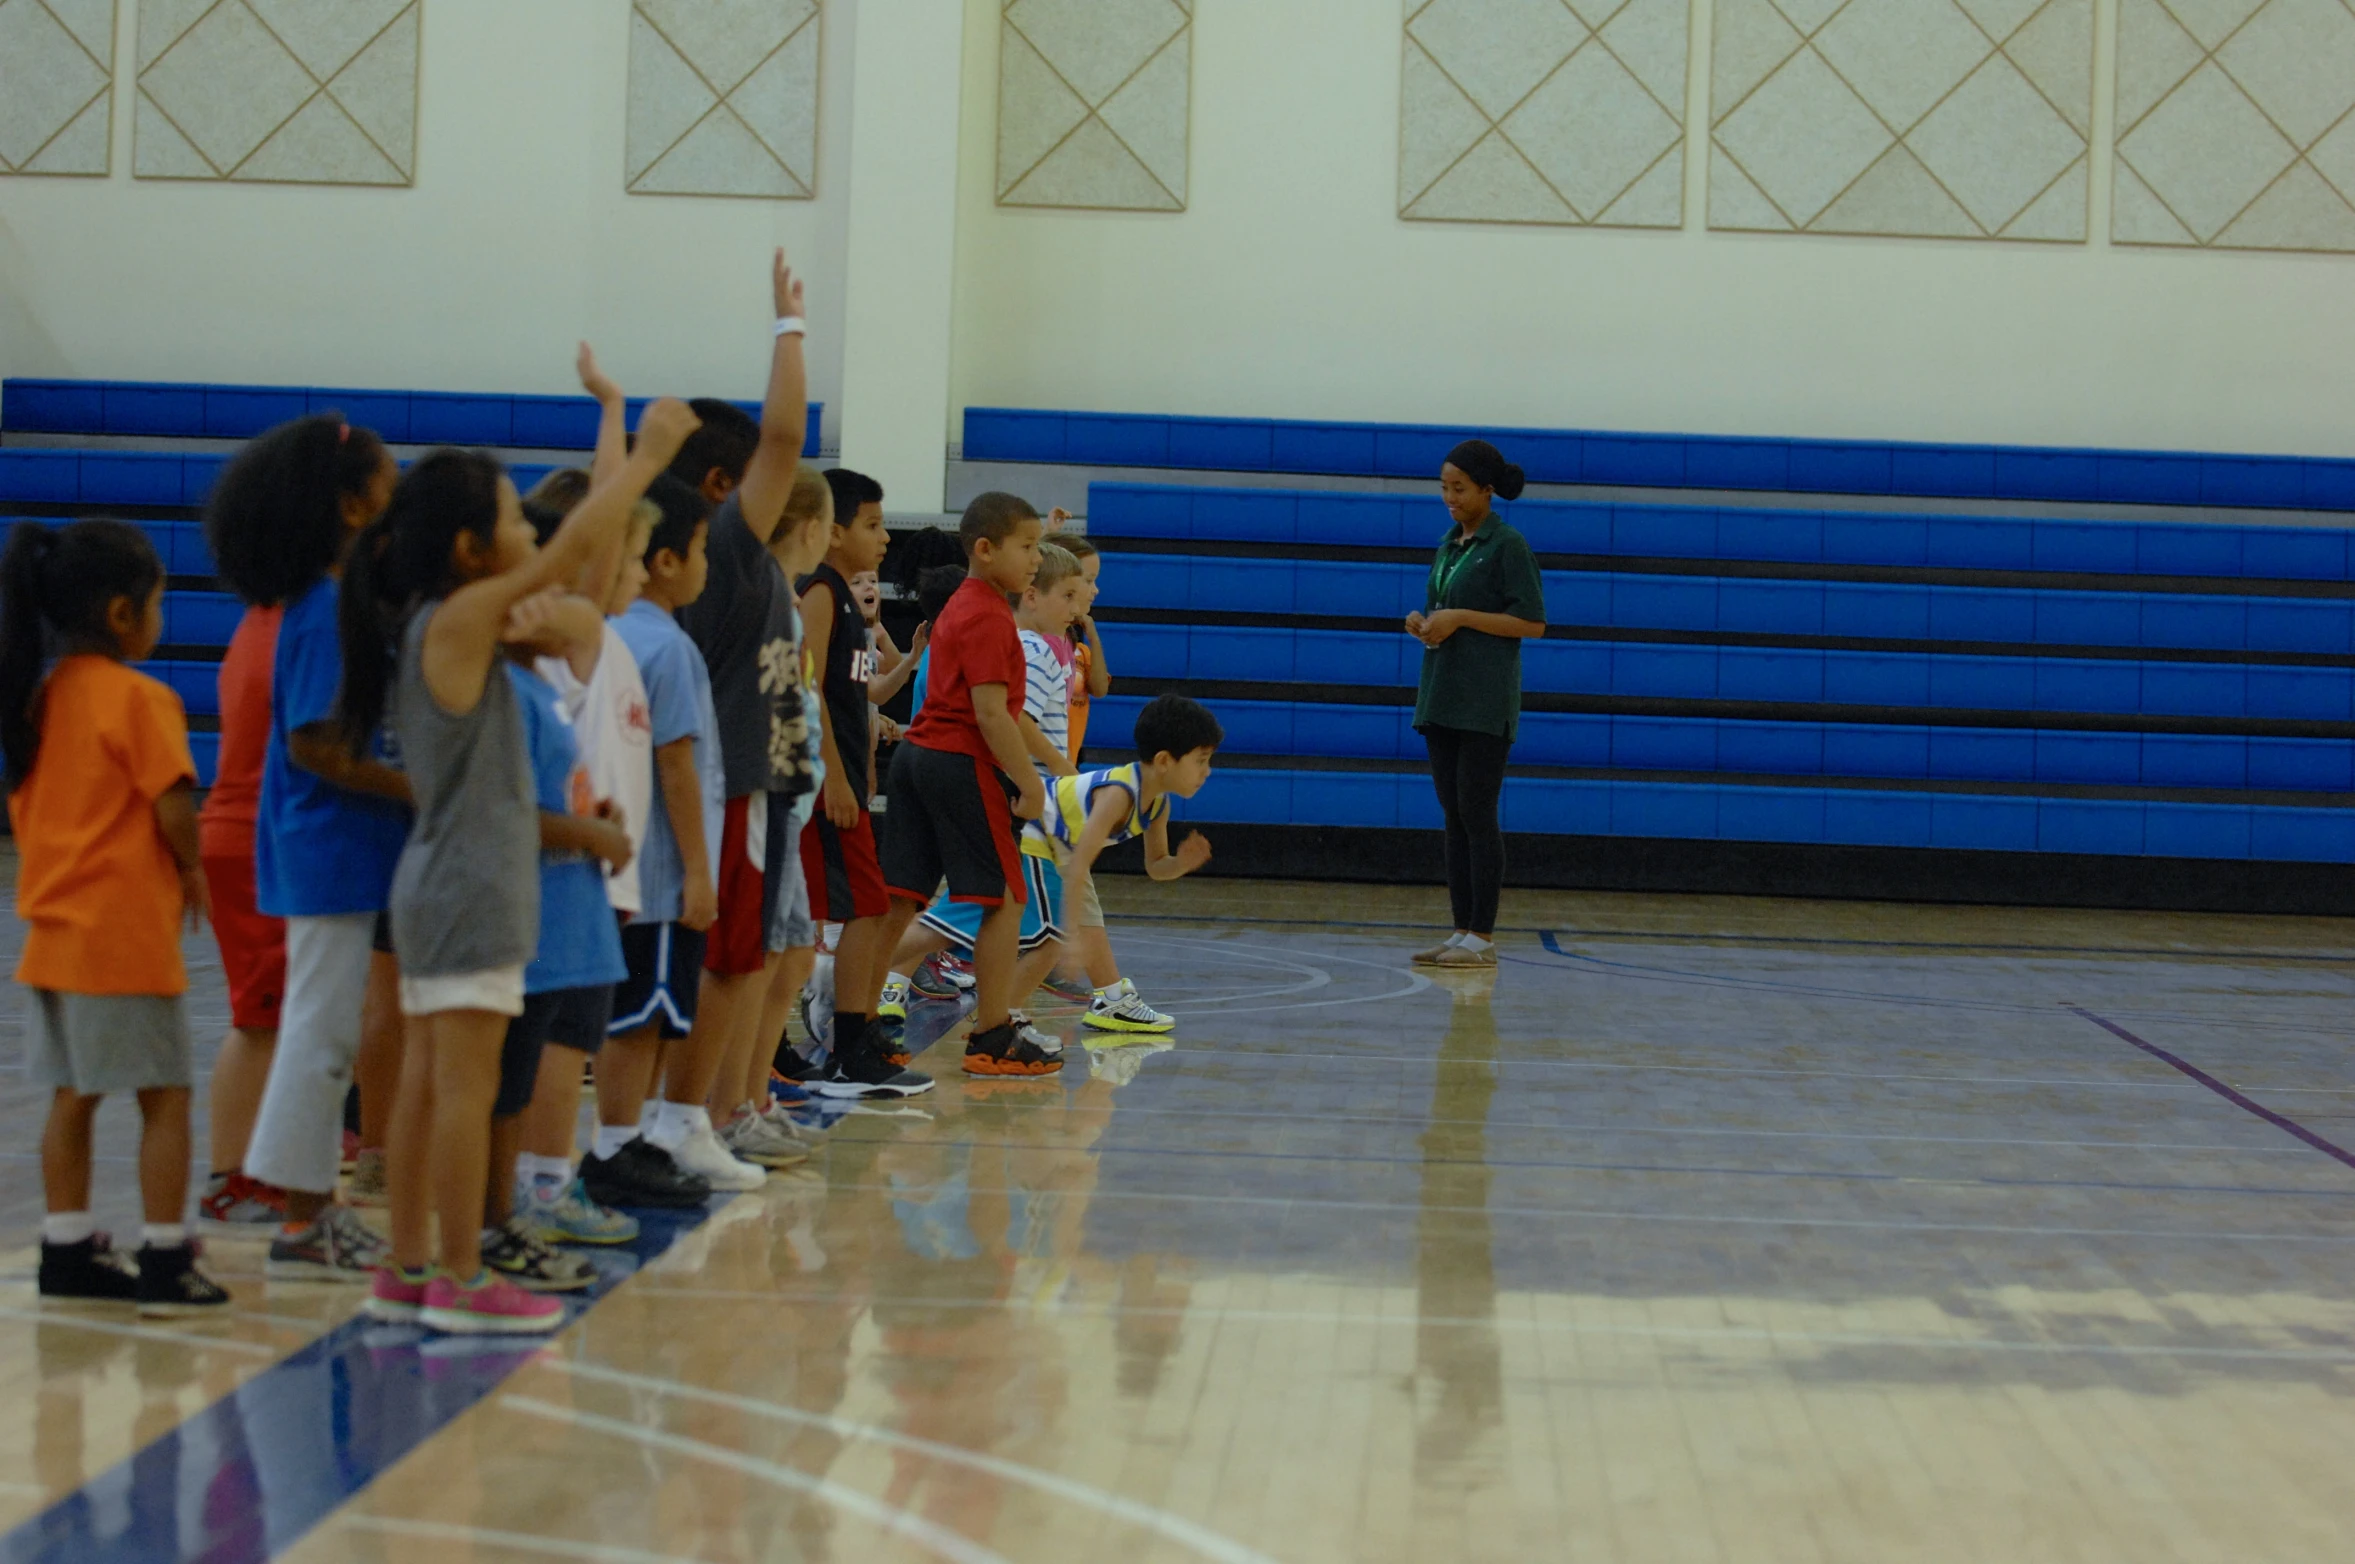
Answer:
[
  {"left": 681, "top": 871, "right": 717, "bottom": 932},
  {"left": 876, "top": 715, "right": 903, "bottom": 742},
  {"left": 179, "top": 864, "right": 211, "bottom": 930},
  {"left": 1046, "top": 507, "right": 1072, "bottom": 533},
  {"left": 577, "top": 342, "right": 623, "bottom": 406},
  {"left": 584, "top": 816, "right": 633, "bottom": 873},
  {"left": 910, "top": 621, "right": 930, "bottom": 657},
  {"left": 773, "top": 248, "right": 805, "bottom": 318},
  {"left": 823, "top": 769, "right": 860, "bottom": 830},
  {"left": 635, "top": 398, "right": 701, "bottom": 466},
  {"left": 1013, "top": 774, "right": 1046, "bottom": 821},
  {"left": 502, "top": 587, "right": 569, "bottom": 646},
  {"left": 594, "top": 796, "right": 629, "bottom": 837},
  {"left": 1173, "top": 830, "right": 1212, "bottom": 876}
]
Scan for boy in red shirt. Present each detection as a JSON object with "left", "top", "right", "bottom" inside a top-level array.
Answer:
[{"left": 861, "top": 492, "right": 1054, "bottom": 1080}]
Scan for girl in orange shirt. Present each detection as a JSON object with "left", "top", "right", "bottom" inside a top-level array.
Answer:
[{"left": 2, "top": 519, "right": 230, "bottom": 1315}]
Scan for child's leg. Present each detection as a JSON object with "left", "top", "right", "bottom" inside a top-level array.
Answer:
[
  {"left": 746, "top": 946, "right": 814, "bottom": 1106},
  {"left": 485, "top": 1113, "right": 525, "bottom": 1228},
  {"left": 354, "top": 950, "right": 403, "bottom": 1152},
  {"left": 206, "top": 1028, "right": 275, "bottom": 1176},
  {"left": 597, "top": 1028, "right": 661, "bottom": 1136},
  {"left": 970, "top": 900, "right": 1022, "bottom": 1033},
  {"left": 134, "top": 1088, "right": 193, "bottom": 1227},
  {"left": 886, "top": 920, "right": 949, "bottom": 978},
  {"left": 834, "top": 915, "right": 887, "bottom": 1018},
  {"left": 710, "top": 951, "right": 786, "bottom": 1117},
  {"left": 1074, "top": 925, "right": 1122, "bottom": 991},
  {"left": 42, "top": 1090, "right": 99, "bottom": 1215},
  {"left": 665, "top": 969, "right": 754, "bottom": 1109},
  {"left": 247, "top": 912, "right": 374, "bottom": 1225},
  {"left": 524, "top": 1044, "right": 588, "bottom": 1166},
  {"left": 386, "top": 1016, "right": 434, "bottom": 1270},
  {"left": 1011, "top": 939, "right": 1064, "bottom": 1012},
  {"left": 423, "top": 1010, "right": 508, "bottom": 1280}
]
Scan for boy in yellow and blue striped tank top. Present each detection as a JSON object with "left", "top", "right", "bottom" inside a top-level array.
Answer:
[{"left": 904, "top": 695, "right": 1224, "bottom": 1026}]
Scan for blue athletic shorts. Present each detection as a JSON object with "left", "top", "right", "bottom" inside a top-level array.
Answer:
[{"left": 917, "top": 853, "right": 1062, "bottom": 956}]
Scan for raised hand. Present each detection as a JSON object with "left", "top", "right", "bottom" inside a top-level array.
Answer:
[
  {"left": 1046, "top": 507, "right": 1073, "bottom": 533},
  {"left": 577, "top": 342, "right": 622, "bottom": 406},
  {"left": 773, "top": 248, "right": 804, "bottom": 318}
]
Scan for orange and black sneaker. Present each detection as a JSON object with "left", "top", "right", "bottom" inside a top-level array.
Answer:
[{"left": 961, "top": 1021, "right": 1065, "bottom": 1078}]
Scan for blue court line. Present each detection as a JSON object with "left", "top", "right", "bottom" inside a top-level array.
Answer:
[
  {"left": 2066, "top": 1005, "right": 2355, "bottom": 1176},
  {"left": 0, "top": 1202, "right": 720, "bottom": 1564}
]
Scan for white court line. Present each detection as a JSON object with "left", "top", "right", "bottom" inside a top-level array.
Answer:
[
  {"left": 0, "top": 1304, "right": 278, "bottom": 1356},
  {"left": 778, "top": 1179, "right": 2355, "bottom": 1244},
  {"left": 339, "top": 1518, "right": 715, "bottom": 1564},
  {"left": 552, "top": 1362, "right": 1285, "bottom": 1564},
  {"left": 1142, "top": 1047, "right": 2217, "bottom": 1091},
  {"left": 502, "top": 1397, "right": 1010, "bottom": 1564},
  {"left": 1137, "top": 934, "right": 1431, "bottom": 1016},
  {"left": 608, "top": 1291, "right": 2355, "bottom": 1366}
]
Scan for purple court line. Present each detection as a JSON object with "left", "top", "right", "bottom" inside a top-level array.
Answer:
[{"left": 2065, "top": 1004, "right": 2355, "bottom": 1174}]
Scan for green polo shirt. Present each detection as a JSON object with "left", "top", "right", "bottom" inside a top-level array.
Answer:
[{"left": 1412, "top": 512, "right": 1547, "bottom": 742}]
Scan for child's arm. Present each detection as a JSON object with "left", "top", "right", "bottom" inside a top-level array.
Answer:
[
  {"left": 655, "top": 736, "right": 716, "bottom": 930},
  {"left": 866, "top": 620, "right": 927, "bottom": 703},
  {"left": 1077, "top": 617, "right": 1111, "bottom": 696},
  {"left": 507, "top": 591, "right": 605, "bottom": 683},
  {"left": 288, "top": 727, "right": 413, "bottom": 804},
  {"left": 1139, "top": 813, "right": 1212, "bottom": 883},
  {"left": 422, "top": 400, "right": 694, "bottom": 717},
  {"left": 971, "top": 684, "right": 1045, "bottom": 819},
  {"left": 576, "top": 343, "right": 633, "bottom": 608},
  {"left": 732, "top": 251, "right": 810, "bottom": 546},
  {"left": 540, "top": 808, "right": 632, "bottom": 873},
  {"left": 154, "top": 780, "right": 209, "bottom": 927},
  {"left": 800, "top": 577, "right": 859, "bottom": 828},
  {"left": 1019, "top": 711, "right": 1078, "bottom": 778}
]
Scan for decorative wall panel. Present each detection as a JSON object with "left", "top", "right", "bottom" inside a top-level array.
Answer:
[
  {"left": 628, "top": 0, "right": 820, "bottom": 199},
  {"left": 0, "top": 0, "right": 114, "bottom": 175},
  {"left": 1709, "top": 0, "right": 2092, "bottom": 240},
  {"left": 998, "top": 0, "right": 1189, "bottom": 211},
  {"left": 134, "top": 0, "right": 416, "bottom": 184},
  {"left": 2114, "top": 0, "right": 2355, "bottom": 250},
  {"left": 1399, "top": 0, "right": 1688, "bottom": 227}
]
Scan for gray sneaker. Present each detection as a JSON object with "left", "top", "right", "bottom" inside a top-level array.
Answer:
[
  {"left": 482, "top": 1215, "right": 595, "bottom": 1293},
  {"left": 721, "top": 1108, "right": 811, "bottom": 1169},
  {"left": 265, "top": 1204, "right": 386, "bottom": 1283}
]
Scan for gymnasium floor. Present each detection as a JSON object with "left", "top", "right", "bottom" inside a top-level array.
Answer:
[{"left": 2, "top": 869, "right": 2353, "bottom": 1563}]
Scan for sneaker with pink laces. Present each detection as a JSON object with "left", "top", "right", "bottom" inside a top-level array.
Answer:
[
  {"left": 419, "top": 1270, "right": 566, "bottom": 1335},
  {"left": 365, "top": 1264, "right": 435, "bottom": 1323}
]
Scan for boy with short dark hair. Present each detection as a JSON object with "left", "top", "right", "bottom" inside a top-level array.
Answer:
[{"left": 857, "top": 492, "right": 1051, "bottom": 1082}]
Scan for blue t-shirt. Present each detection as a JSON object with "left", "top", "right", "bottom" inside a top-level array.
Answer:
[
  {"left": 612, "top": 600, "right": 724, "bottom": 925},
  {"left": 511, "top": 663, "right": 625, "bottom": 994},
  {"left": 256, "top": 578, "right": 410, "bottom": 917},
  {"left": 910, "top": 646, "right": 929, "bottom": 720}
]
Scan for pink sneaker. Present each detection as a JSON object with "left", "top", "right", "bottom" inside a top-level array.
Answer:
[
  {"left": 419, "top": 1271, "right": 566, "bottom": 1336},
  {"left": 364, "top": 1265, "right": 434, "bottom": 1323}
]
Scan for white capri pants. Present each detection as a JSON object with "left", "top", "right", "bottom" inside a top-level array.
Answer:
[{"left": 242, "top": 912, "right": 373, "bottom": 1196}]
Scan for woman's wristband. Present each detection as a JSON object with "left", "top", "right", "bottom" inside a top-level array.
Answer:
[{"left": 774, "top": 316, "right": 806, "bottom": 338}]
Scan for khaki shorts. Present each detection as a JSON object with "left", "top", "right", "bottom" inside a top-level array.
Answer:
[
  {"left": 1067, "top": 865, "right": 1106, "bottom": 930},
  {"left": 26, "top": 990, "right": 193, "bottom": 1094},
  {"left": 399, "top": 965, "right": 526, "bottom": 1018}
]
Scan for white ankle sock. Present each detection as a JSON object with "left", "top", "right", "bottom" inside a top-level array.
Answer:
[
  {"left": 518, "top": 1153, "right": 569, "bottom": 1188},
  {"left": 142, "top": 1223, "right": 187, "bottom": 1249},
  {"left": 1444, "top": 932, "right": 1470, "bottom": 948},
  {"left": 638, "top": 1101, "right": 658, "bottom": 1133},
  {"left": 650, "top": 1100, "right": 705, "bottom": 1147},
  {"left": 1461, "top": 934, "right": 1494, "bottom": 953},
  {"left": 593, "top": 1125, "right": 636, "bottom": 1161},
  {"left": 43, "top": 1212, "right": 95, "bottom": 1246}
]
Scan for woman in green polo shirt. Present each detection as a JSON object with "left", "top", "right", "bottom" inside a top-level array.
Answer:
[{"left": 1406, "top": 440, "right": 1548, "bottom": 969}]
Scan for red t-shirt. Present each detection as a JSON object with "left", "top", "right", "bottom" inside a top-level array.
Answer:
[
  {"left": 197, "top": 604, "right": 282, "bottom": 860},
  {"left": 905, "top": 577, "right": 1024, "bottom": 765}
]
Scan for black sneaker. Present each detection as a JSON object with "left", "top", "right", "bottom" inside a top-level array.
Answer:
[
  {"left": 481, "top": 1217, "right": 594, "bottom": 1293},
  {"left": 38, "top": 1234, "right": 140, "bottom": 1307},
  {"left": 962, "top": 1021, "right": 1065, "bottom": 1078},
  {"left": 580, "top": 1138, "right": 712, "bottom": 1211},
  {"left": 772, "top": 1043, "right": 822, "bottom": 1083},
  {"left": 135, "top": 1242, "right": 231, "bottom": 1318},
  {"left": 813, "top": 1022, "right": 935, "bottom": 1099}
]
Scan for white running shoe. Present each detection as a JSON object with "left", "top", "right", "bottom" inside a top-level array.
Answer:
[
  {"left": 1082, "top": 979, "right": 1175, "bottom": 1035},
  {"left": 721, "top": 1108, "right": 811, "bottom": 1169},
  {"left": 655, "top": 1116, "right": 767, "bottom": 1191},
  {"left": 1009, "top": 1010, "right": 1065, "bottom": 1055}
]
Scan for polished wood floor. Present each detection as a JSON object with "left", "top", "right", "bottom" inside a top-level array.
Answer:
[{"left": 4, "top": 876, "right": 2354, "bottom": 1562}]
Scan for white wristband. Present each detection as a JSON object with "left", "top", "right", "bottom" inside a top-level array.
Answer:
[{"left": 774, "top": 315, "right": 806, "bottom": 338}]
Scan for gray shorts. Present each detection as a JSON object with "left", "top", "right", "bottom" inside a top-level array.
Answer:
[
  {"left": 766, "top": 840, "right": 814, "bottom": 953},
  {"left": 25, "top": 990, "right": 194, "bottom": 1095}
]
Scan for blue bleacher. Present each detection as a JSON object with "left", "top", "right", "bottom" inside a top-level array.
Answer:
[
  {"left": 970, "top": 410, "right": 2355, "bottom": 511},
  {"left": 4, "top": 378, "right": 822, "bottom": 456}
]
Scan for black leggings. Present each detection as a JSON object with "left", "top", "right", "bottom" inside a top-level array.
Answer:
[{"left": 1423, "top": 725, "right": 1511, "bottom": 936}]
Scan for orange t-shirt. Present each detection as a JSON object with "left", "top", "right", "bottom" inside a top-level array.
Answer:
[
  {"left": 197, "top": 603, "right": 282, "bottom": 859},
  {"left": 10, "top": 656, "right": 196, "bottom": 996},
  {"left": 1067, "top": 641, "right": 1092, "bottom": 762}
]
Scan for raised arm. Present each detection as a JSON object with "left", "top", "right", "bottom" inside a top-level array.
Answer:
[
  {"left": 868, "top": 621, "right": 926, "bottom": 704},
  {"left": 581, "top": 343, "right": 626, "bottom": 490},
  {"left": 733, "top": 251, "right": 809, "bottom": 545}
]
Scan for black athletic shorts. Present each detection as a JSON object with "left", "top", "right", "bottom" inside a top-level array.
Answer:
[
  {"left": 609, "top": 922, "right": 707, "bottom": 1041},
  {"left": 495, "top": 983, "right": 614, "bottom": 1116},
  {"left": 878, "top": 741, "right": 1025, "bottom": 910}
]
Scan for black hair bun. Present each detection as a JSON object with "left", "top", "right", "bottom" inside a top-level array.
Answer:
[{"left": 1495, "top": 464, "right": 1527, "bottom": 502}]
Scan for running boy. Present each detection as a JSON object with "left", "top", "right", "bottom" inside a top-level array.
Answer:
[{"left": 7, "top": 521, "right": 230, "bottom": 1315}]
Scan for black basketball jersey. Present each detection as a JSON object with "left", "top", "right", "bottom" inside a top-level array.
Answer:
[{"left": 803, "top": 560, "right": 877, "bottom": 801}]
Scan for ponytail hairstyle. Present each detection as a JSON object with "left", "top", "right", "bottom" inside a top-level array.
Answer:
[
  {"left": 0, "top": 519, "right": 164, "bottom": 786},
  {"left": 205, "top": 414, "right": 390, "bottom": 607},
  {"left": 1443, "top": 439, "right": 1526, "bottom": 502},
  {"left": 336, "top": 449, "right": 508, "bottom": 755}
]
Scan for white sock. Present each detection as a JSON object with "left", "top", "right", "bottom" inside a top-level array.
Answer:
[
  {"left": 638, "top": 1101, "right": 658, "bottom": 1134},
  {"left": 1444, "top": 932, "right": 1470, "bottom": 948},
  {"left": 43, "top": 1212, "right": 95, "bottom": 1247},
  {"left": 520, "top": 1153, "right": 570, "bottom": 1188},
  {"left": 593, "top": 1124, "right": 636, "bottom": 1161},
  {"left": 651, "top": 1100, "right": 708, "bottom": 1147},
  {"left": 142, "top": 1222, "right": 188, "bottom": 1249},
  {"left": 1461, "top": 934, "right": 1494, "bottom": 953}
]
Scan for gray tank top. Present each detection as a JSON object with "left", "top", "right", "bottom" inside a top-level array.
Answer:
[{"left": 387, "top": 601, "right": 538, "bottom": 976}]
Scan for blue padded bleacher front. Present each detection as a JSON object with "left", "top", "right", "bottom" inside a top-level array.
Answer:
[
  {"left": 4, "top": 378, "right": 823, "bottom": 456},
  {"left": 1089, "top": 484, "right": 2355, "bottom": 582},
  {"left": 969, "top": 411, "right": 2355, "bottom": 511}
]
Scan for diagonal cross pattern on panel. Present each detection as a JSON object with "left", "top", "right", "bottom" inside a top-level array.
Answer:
[
  {"left": 627, "top": 0, "right": 821, "bottom": 200},
  {"left": 1399, "top": 0, "right": 1689, "bottom": 228},
  {"left": 1708, "top": 0, "right": 2092, "bottom": 240},
  {"left": 2113, "top": 0, "right": 2355, "bottom": 250},
  {"left": 0, "top": 0, "right": 116, "bottom": 175},
  {"left": 997, "top": 0, "right": 1191, "bottom": 211},
  {"left": 134, "top": 0, "right": 416, "bottom": 185}
]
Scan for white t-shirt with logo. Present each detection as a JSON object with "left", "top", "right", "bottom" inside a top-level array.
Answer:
[{"left": 539, "top": 621, "right": 654, "bottom": 916}]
